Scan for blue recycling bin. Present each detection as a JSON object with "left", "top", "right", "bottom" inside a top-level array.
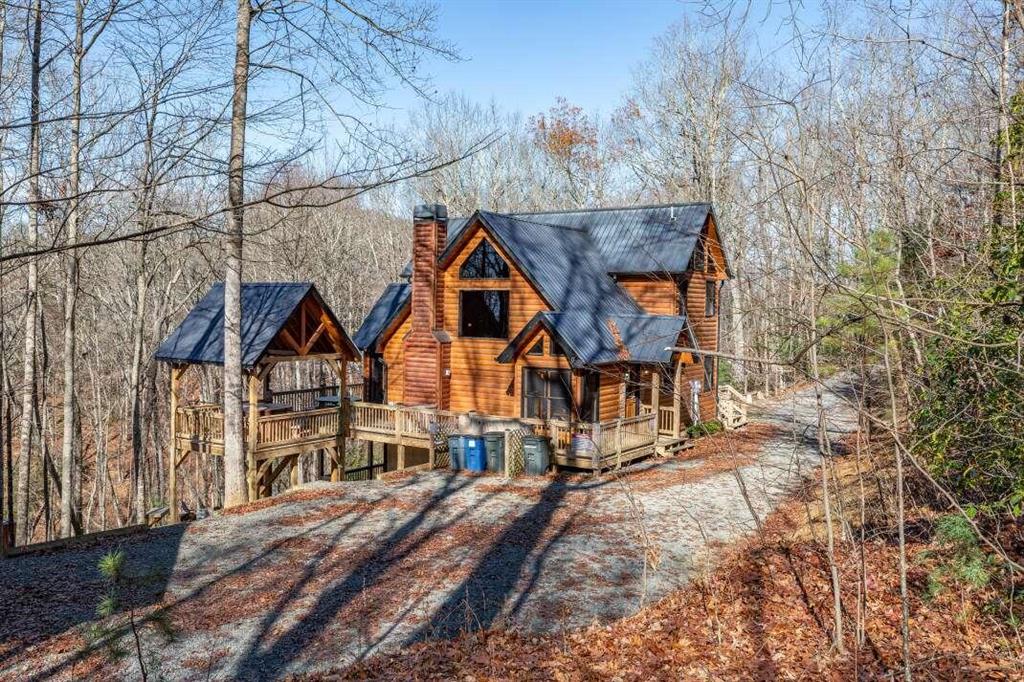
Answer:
[
  {"left": 463, "top": 436, "right": 486, "bottom": 472},
  {"left": 462, "top": 436, "right": 485, "bottom": 473}
]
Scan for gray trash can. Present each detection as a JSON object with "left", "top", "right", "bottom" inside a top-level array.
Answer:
[
  {"left": 484, "top": 431, "right": 505, "bottom": 473},
  {"left": 448, "top": 434, "right": 464, "bottom": 470},
  {"left": 522, "top": 435, "right": 550, "bottom": 476}
]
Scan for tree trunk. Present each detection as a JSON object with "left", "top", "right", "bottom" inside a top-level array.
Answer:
[
  {"left": 129, "top": 249, "right": 149, "bottom": 523},
  {"left": 222, "top": 0, "right": 252, "bottom": 509},
  {"left": 60, "top": 0, "right": 84, "bottom": 538},
  {"left": 16, "top": 0, "right": 43, "bottom": 547}
]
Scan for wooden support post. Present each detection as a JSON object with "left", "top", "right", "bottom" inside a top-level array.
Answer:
[
  {"left": 329, "top": 358, "right": 347, "bottom": 481},
  {"left": 504, "top": 430, "right": 513, "bottom": 478},
  {"left": 673, "top": 358, "right": 683, "bottom": 439},
  {"left": 615, "top": 417, "right": 623, "bottom": 469},
  {"left": 651, "top": 369, "right": 661, "bottom": 431},
  {"left": 246, "top": 371, "right": 260, "bottom": 501},
  {"left": 395, "top": 406, "right": 405, "bottom": 470},
  {"left": 290, "top": 453, "right": 300, "bottom": 488},
  {"left": 169, "top": 365, "right": 183, "bottom": 523}
]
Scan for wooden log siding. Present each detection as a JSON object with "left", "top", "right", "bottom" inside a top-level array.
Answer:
[
  {"left": 598, "top": 367, "right": 623, "bottom": 422},
  {"left": 441, "top": 226, "right": 550, "bottom": 415},
  {"left": 682, "top": 223, "right": 726, "bottom": 422},
  {"left": 616, "top": 274, "right": 679, "bottom": 315},
  {"left": 383, "top": 314, "right": 411, "bottom": 403}
]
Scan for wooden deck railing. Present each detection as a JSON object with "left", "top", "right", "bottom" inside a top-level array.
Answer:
[
  {"left": 257, "top": 408, "right": 340, "bottom": 445},
  {"left": 349, "top": 401, "right": 459, "bottom": 445},
  {"left": 176, "top": 398, "right": 660, "bottom": 469},
  {"left": 592, "top": 413, "right": 657, "bottom": 455},
  {"left": 272, "top": 386, "right": 338, "bottom": 412},
  {"left": 176, "top": 404, "right": 224, "bottom": 445},
  {"left": 640, "top": 404, "right": 678, "bottom": 436}
]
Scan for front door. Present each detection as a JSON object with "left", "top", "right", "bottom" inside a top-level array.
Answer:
[{"left": 522, "top": 368, "right": 572, "bottom": 421}]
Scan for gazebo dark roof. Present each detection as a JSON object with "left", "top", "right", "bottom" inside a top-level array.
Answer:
[{"left": 154, "top": 282, "right": 358, "bottom": 368}]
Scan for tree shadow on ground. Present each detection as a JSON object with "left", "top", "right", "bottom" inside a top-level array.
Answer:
[
  {"left": 232, "top": 472, "right": 476, "bottom": 679},
  {"left": 0, "top": 524, "right": 186, "bottom": 669},
  {"left": 405, "top": 477, "right": 573, "bottom": 642}
]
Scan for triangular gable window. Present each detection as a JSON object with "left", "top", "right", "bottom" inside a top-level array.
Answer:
[{"left": 460, "top": 239, "right": 510, "bottom": 279}]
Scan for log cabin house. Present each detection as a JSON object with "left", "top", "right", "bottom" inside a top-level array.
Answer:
[{"left": 354, "top": 202, "right": 733, "bottom": 471}]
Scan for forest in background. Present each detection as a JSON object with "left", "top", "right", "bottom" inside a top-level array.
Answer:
[{"left": 1, "top": 0, "right": 1022, "bottom": 675}]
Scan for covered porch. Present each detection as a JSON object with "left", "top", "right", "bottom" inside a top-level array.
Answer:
[{"left": 155, "top": 282, "right": 361, "bottom": 521}]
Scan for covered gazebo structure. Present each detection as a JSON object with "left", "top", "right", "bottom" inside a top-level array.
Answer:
[{"left": 155, "top": 282, "right": 360, "bottom": 521}]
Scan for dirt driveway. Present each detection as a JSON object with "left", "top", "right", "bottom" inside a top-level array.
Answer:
[{"left": 0, "top": 381, "right": 857, "bottom": 681}]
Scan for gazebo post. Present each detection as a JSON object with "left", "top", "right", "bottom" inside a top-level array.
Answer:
[
  {"left": 247, "top": 369, "right": 260, "bottom": 501},
  {"left": 329, "top": 357, "right": 347, "bottom": 481},
  {"left": 169, "top": 364, "right": 184, "bottom": 523}
]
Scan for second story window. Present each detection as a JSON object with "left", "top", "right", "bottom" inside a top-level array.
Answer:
[
  {"left": 705, "top": 281, "right": 717, "bottom": 317},
  {"left": 691, "top": 235, "right": 707, "bottom": 272},
  {"left": 460, "top": 240, "right": 509, "bottom": 279},
  {"left": 703, "top": 355, "right": 715, "bottom": 392},
  {"left": 459, "top": 290, "right": 509, "bottom": 338}
]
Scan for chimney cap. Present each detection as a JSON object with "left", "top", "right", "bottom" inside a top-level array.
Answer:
[{"left": 413, "top": 203, "right": 448, "bottom": 221}]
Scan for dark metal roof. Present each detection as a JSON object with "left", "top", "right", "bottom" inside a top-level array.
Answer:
[
  {"left": 497, "top": 311, "right": 692, "bottom": 368},
  {"left": 154, "top": 282, "right": 358, "bottom": 368},
  {"left": 469, "top": 211, "right": 641, "bottom": 315},
  {"left": 512, "top": 203, "right": 712, "bottom": 274},
  {"left": 400, "top": 203, "right": 716, "bottom": 278},
  {"left": 352, "top": 282, "right": 410, "bottom": 351},
  {"left": 377, "top": 203, "right": 722, "bottom": 354}
]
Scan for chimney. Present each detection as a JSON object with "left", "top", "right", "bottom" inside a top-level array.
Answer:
[
  {"left": 405, "top": 203, "right": 448, "bottom": 405},
  {"left": 411, "top": 203, "right": 447, "bottom": 332}
]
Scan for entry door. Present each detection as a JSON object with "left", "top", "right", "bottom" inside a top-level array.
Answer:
[
  {"left": 522, "top": 368, "right": 572, "bottom": 420},
  {"left": 367, "top": 355, "right": 386, "bottom": 403}
]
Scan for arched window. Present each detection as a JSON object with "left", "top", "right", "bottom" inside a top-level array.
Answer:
[{"left": 460, "top": 240, "right": 510, "bottom": 279}]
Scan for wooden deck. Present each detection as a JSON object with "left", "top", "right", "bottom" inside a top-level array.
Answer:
[{"left": 174, "top": 386, "right": 684, "bottom": 475}]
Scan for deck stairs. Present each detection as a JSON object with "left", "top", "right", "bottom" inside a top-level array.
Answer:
[
  {"left": 717, "top": 384, "right": 751, "bottom": 430},
  {"left": 655, "top": 435, "right": 693, "bottom": 457}
]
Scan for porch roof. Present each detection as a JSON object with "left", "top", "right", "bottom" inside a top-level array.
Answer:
[
  {"left": 496, "top": 310, "right": 695, "bottom": 368},
  {"left": 154, "top": 282, "right": 359, "bottom": 369}
]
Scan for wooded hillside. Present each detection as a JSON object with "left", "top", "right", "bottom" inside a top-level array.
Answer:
[{"left": 1, "top": 1, "right": 1022, "bottom": 678}]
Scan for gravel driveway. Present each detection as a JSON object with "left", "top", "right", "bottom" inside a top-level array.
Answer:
[{"left": 0, "top": 380, "right": 857, "bottom": 681}]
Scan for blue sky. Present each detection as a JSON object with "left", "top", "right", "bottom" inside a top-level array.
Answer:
[{"left": 387, "top": 0, "right": 692, "bottom": 119}]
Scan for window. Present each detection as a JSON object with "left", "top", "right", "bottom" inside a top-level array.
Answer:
[
  {"left": 677, "top": 279, "right": 688, "bottom": 315},
  {"left": 523, "top": 368, "right": 572, "bottom": 420},
  {"left": 691, "top": 235, "right": 707, "bottom": 272},
  {"left": 705, "top": 281, "right": 717, "bottom": 317},
  {"left": 459, "top": 290, "right": 509, "bottom": 338},
  {"left": 703, "top": 355, "right": 715, "bottom": 393},
  {"left": 580, "top": 371, "right": 600, "bottom": 422},
  {"left": 527, "top": 339, "right": 544, "bottom": 355},
  {"left": 460, "top": 240, "right": 509, "bottom": 279},
  {"left": 550, "top": 338, "right": 565, "bottom": 356}
]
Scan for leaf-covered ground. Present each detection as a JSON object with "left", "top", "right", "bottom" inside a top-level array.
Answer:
[
  {"left": 329, "top": 452, "right": 1024, "bottom": 681},
  {"left": 0, "top": 383, "right": 858, "bottom": 680}
]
